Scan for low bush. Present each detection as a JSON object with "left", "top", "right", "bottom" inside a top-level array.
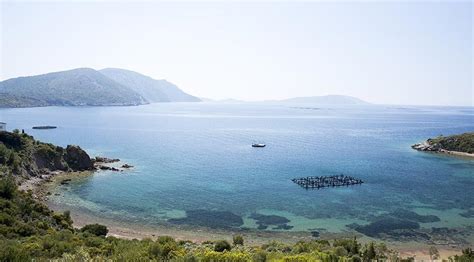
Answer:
[
  {"left": 0, "top": 175, "right": 16, "bottom": 199},
  {"left": 214, "top": 240, "right": 232, "bottom": 252},
  {"left": 81, "top": 223, "right": 108, "bottom": 237},
  {"left": 233, "top": 234, "right": 244, "bottom": 245}
]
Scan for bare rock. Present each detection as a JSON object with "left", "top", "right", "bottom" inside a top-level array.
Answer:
[{"left": 64, "top": 145, "right": 94, "bottom": 171}]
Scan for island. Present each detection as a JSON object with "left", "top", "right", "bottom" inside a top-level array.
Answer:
[
  {"left": 412, "top": 132, "right": 474, "bottom": 158},
  {"left": 32, "top": 125, "right": 57, "bottom": 129}
]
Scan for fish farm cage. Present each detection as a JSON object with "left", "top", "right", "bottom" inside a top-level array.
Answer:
[{"left": 292, "top": 175, "right": 363, "bottom": 189}]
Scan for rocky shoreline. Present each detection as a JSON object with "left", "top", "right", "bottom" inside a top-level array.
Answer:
[
  {"left": 411, "top": 140, "right": 474, "bottom": 159},
  {"left": 94, "top": 156, "right": 134, "bottom": 171},
  {"left": 21, "top": 156, "right": 134, "bottom": 201},
  {"left": 19, "top": 157, "right": 133, "bottom": 202}
]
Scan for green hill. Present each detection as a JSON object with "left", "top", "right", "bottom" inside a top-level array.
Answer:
[
  {"left": 412, "top": 132, "right": 474, "bottom": 154},
  {"left": 100, "top": 68, "right": 201, "bottom": 102},
  {"left": 0, "top": 68, "right": 201, "bottom": 107},
  {"left": 0, "top": 68, "right": 146, "bottom": 107}
]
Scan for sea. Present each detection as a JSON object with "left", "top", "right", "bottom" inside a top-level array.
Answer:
[{"left": 1, "top": 103, "right": 473, "bottom": 245}]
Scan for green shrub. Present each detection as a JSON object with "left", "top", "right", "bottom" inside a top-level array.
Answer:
[
  {"left": 0, "top": 175, "right": 16, "bottom": 199},
  {"left": 334, "top": 246, "right": 348, "bottom": 256},
  {"left": 36, "top": 144, "right": 60, "bottom": 159},
  {"left": 15, "top": 222, "right": 36, "bottom": 237},
  {"left": 333, "top": 237, "right": 360, "bottom": 255},
  {"left": 201, "top": 250, "right": 251, "bottom": 262},
  {"left": 148, "top": 237, "right": 179, "bottom": 259},
  {"left": 233, "top": 235, "right": 244, "bottom": 245},
  {"left": 0, "top": 144, "right": 13, "bottom": 165},
  {"left": 0, "top": 213, "right": 14, "bottom": 226},
  {"left": 363, "top": 242, "right": 376, "bottom": 260},
  {"left": 253, "top": 250, "right": 267, "bottom": 262},
  {"left": 214, "top": 240, "right": 232, "bottom": 252},
  {"left": 0, "top": 240, "right": 31, "bottom": 261},
  {"left": 81, "top": 224, "right": 108, "bottom": 236}
]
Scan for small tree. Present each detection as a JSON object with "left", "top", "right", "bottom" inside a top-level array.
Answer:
[{"left": 233, "top": 235, "right": 244, "bottom": 245}]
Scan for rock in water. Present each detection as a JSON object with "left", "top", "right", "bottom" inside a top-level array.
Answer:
[
  {"left": 65, "top": 145, "right": 94, "bottom": 171},
  {"left": 94, "top": 156, "right": 120, "bottom": 163}
]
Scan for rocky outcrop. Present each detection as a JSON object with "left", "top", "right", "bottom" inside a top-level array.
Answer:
[
  {"left": 98, "top": 166, "right": 120, "bottom": 172},
  {"left": 64, "top": 145, "right": 94, "bottom": 171},
  {"left": 411, "top": 141, "right": 441, "bottom": 152},
  {"left": 0, "top": 131, "right": 95, "bottom": 178},
  {"left": 1, "top": 131, "right": 132, "bottom": 183},
  {"left": 93, "top": 156, "right": 133, "bottom": 171}
]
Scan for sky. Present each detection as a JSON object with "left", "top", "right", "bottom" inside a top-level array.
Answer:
[{"left": 0, "top": 1, "right": 472, "bottom": 106}]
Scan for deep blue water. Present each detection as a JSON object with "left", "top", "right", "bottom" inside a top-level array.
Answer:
[{"left": 1, "top": 103, "right": 473, "bottom": 242}]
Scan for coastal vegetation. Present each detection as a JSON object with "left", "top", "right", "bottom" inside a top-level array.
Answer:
[
  {"left": 427, "top": 133, "right": 474, "bottom": 154},
  {"left": 412, "top": 132, "right": 474, "bottom": 154}
]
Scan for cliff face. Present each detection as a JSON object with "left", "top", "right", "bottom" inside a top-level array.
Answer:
[
  {"left": 0, "top": 131, "right": 94, "bottom": 178},
  {"left": 64, "top": 145, "right": 94, "bottom": 171}
]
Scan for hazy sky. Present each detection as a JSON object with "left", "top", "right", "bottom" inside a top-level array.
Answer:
[{"left": 1, "top": 1, "right": 472, "bottom": 106}]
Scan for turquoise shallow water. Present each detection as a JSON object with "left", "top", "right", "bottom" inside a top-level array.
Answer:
[{"left": 1, "top": 103, "right": 473, "bottom": 243}]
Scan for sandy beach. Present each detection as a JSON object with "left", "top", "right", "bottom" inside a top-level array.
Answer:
[
  {"left": 438, "top": 149, "right": 474, "bottom": 159},
  {"left": 412, "top": 141, "right": 474, "bottom": 159}
]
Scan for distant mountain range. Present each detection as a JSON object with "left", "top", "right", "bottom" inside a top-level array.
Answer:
[
  {"left": 0, "top": 69, "right": 368, "bottom": 107},
  {"left": 0, "top": 68, "right": 200, "bottom": 107}
]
